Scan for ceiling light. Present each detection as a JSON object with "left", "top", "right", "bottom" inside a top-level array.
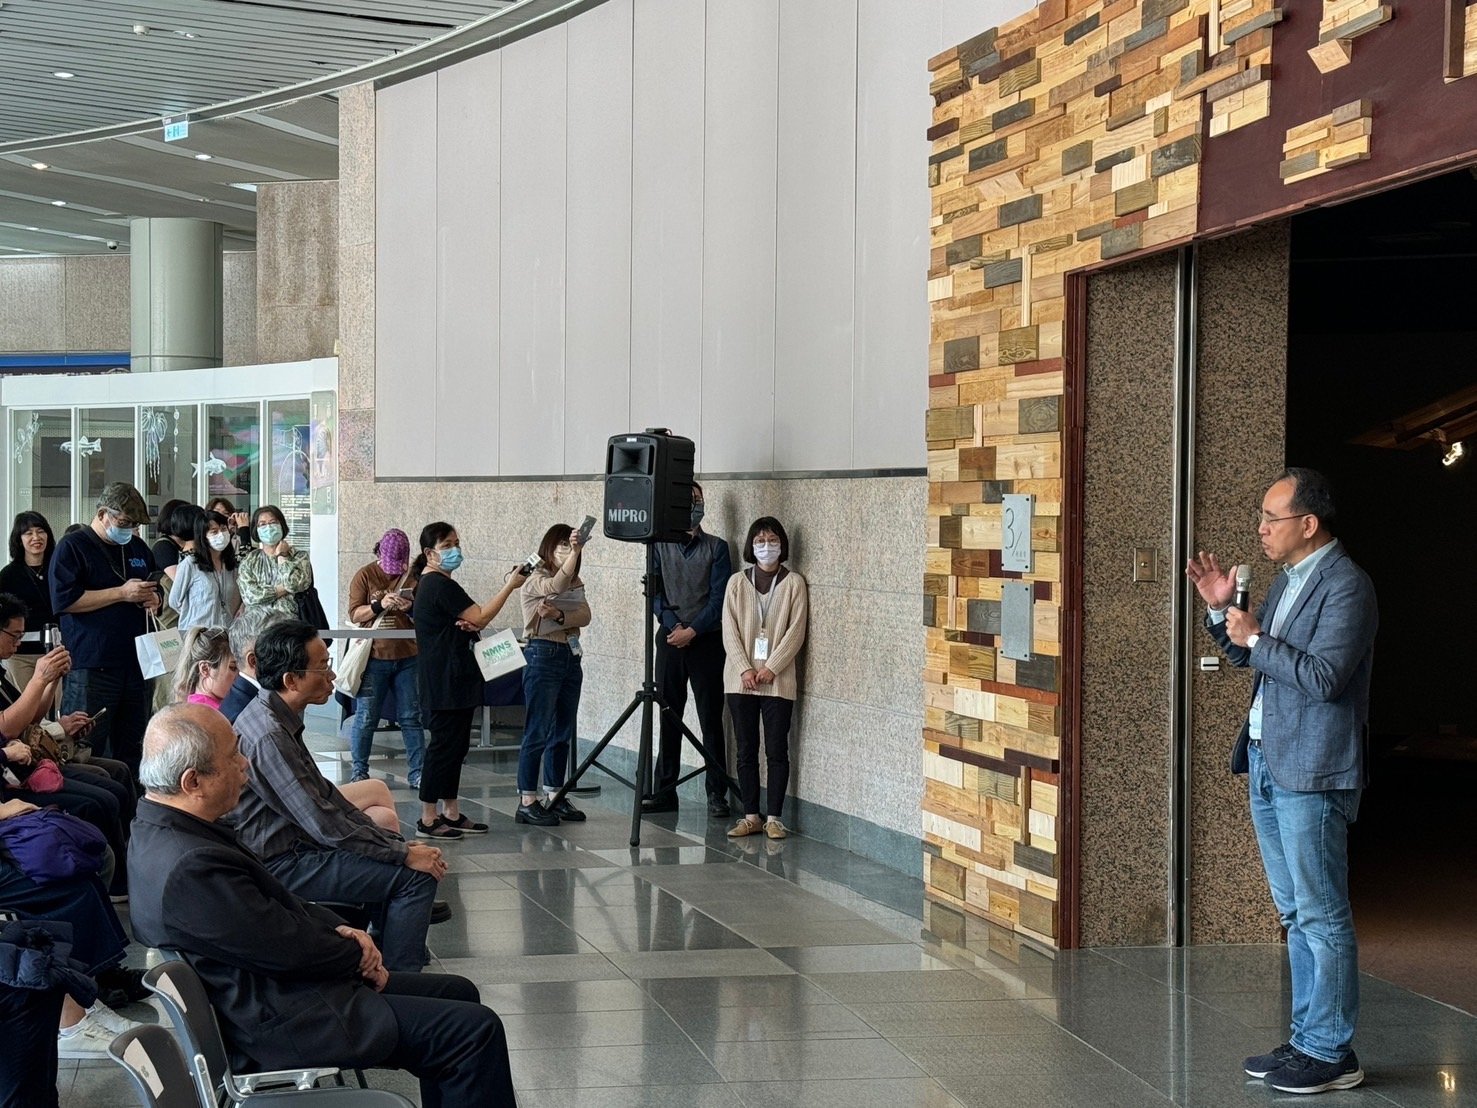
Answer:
[
  {"left": 1443, "top": 441, "right": 1466, "bottom": 467},
  {"left": 52, "top": 71, "right": 75, "bottom": 79},
  {"left": 50, "top": 200, "right": 66, "bottom": 207},
  {"left": 194, "top": 153, "right": 212, "bottom": 161},
  {"left": 176, "top": 30, "right": 198, "bottom": 39},
  {"left": 30, "top": 162, "right": 47, "bottom": 170}
]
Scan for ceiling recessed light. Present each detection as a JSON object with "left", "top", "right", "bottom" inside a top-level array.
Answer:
[
  {"left": 194, "top": 153, "right": 212, "bottom": 161},
  {"left": 52, "top": 71, "right": 75, "bottom": 79},
  {"left": 50, "top": 200, "right": 66, "bottom": 206},
  {"left": 30, "top": 162, "right": 48, "bottom": 170},
  {"left": 27, "top": 227, "right": 39, "bottom": 231},
  {"left": 176, "top": 30, "right": 198, "bottom": 39}
]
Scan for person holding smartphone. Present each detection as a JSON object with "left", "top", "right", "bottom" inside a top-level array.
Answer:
[
  {"left": 514, "top": 524, "right": 592, "bottom": 826},
  {"left": 49, "top": 483, "right": 160, "bottom": 779},
  {"left": 411, "top": 523, "right": 528, "bottom": 838},
  {"left": 346, "top": 529, "right": 427, "bottom": 787}
]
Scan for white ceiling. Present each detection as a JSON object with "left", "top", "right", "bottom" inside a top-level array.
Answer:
[{"left": 0, "top": 0, "right": 519, "bottom": 255}]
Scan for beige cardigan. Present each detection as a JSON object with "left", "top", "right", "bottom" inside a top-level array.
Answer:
[
  {"left": 721, "top": 567, "right": 808, "bottom": 700},
  {"left": 519, "top": 560, "right": 591, "bottom": 644}
]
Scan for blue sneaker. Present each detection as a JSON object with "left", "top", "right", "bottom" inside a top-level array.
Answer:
[{"left": 1266, "top": 1049, "right": 1364, "bottom": 1094}]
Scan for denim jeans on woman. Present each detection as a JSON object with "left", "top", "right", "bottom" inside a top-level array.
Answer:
[
  {"left": 350, "top": 656, "right": 426, "bottom": 783},
  {"left": 1247, "top": 743, "right": 1360, "bottom": 1062},
  {"left": 517, "top": 640, "right": 582, "bottom": 794}
]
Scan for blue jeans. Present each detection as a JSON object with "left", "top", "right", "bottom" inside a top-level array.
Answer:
[
  {"left": 1248, "top": 743, "right": 1361, "bottom": 1062},
  {"left": 350, "top": 656, "right": 426, "bottom": 780},
  {"left": 518, "top": 640, "right": 582, "bottom": 794}
]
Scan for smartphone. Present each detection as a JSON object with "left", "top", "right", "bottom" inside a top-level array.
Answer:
[
  {"left": 517, "top": 553, "right": 543, "bottom": 576},
  {"left": 395, "top": 588, "right": 415, "bottom": 599},
  {"left": 575, "top": 515, "right": 597, "bottom": 545},
  {"left": 88, "top": 707, "right": 108, "bottom": 722},
  {"left": 146, "top": 570, "right": 166, "bottom": 584}
]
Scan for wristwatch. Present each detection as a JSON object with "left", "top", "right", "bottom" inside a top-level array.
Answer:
[{"left": 1247, "top": 633, "right": 1261, "bottom": 650}]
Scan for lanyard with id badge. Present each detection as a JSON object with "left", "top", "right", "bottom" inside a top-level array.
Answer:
[{"left": 751, "top": 569, "right": 774, "bottom": 663}]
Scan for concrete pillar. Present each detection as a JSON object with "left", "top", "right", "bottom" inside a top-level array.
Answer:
[{"left": 129, "top": 217, "right": 223, "bottom": 372}]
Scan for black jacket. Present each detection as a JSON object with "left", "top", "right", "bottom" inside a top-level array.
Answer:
[
  {"left": 126, "top": 799, "right": 398, "bottom": 1071},
  {"left": 219, "top": 675, "right": 260, "bottom": 725}
]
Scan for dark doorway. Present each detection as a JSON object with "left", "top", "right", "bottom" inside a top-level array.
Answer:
[{"left": 1287, "top": 167, "right": 1477, "bottom": 1014}]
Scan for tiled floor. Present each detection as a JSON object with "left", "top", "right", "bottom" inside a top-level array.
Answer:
[{"left": 61, "top": 727, "right": 1477, "bottom": 1106}]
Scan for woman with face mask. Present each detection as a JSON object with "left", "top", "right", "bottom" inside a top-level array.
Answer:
[
  {"left": 236, "top": 505, "right": 312, "bottom": 618},
  {"left": 513, "top": 524, "right": 592, "bottom": 826},
  {"left": 411, "top": 522, "right": 529, "bottom": 839},
  {"left": 345, "top": 529, "right": 427, "bottom": 787},
  {"left": 721, "top": 516, "right": 809, "bottom": 840},
  {"left": 169, "top": 511, "right": 243, "bottom": 630}
]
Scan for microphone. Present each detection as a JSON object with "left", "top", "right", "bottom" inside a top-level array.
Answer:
[{"left": 1233, "top": 564, "right": 1252, "bottom": 612}]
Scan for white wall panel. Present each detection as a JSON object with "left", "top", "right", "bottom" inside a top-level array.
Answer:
[
  {"left": 854, "top": 0, "right": 934, "bottom": 469},
  {"left": 435, "top": 53, "right": 500, "bottom": 477},
  {"left": 629, "top": 0, "right": 704, "bottom": 456},
  {"left": 700, "top": 0, "right": 778, "bottom": 474},
  {"left": 497, "top": 26, "right": 568, "bottom": 476},
  {"left": 375, "top": 75, "right": 438, "bottom": 477},
  {"left": 564, "top": 0, "right": 634, "bottom": 474},
  {"left": 774, "top": 0, "right": 857, "bottom": 472}
]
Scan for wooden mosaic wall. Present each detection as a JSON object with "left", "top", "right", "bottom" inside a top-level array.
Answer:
[{"left": 922, "top": 0, "right": 1248, "bottom": 945}]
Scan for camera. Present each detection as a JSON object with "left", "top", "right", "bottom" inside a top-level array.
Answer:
[{"left": 106, "top": 240, "right": 118, "bottom": 251}]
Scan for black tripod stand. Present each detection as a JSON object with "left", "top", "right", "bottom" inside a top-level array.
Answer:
[{"left": 547, "top": 542, "right": 738, "bottom": 846}]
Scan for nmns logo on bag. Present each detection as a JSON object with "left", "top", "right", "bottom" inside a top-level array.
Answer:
[{"left": 486, "top": 641, "right": 516, "bottom": 661}]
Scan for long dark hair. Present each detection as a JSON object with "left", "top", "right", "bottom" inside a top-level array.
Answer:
[
  {"left": 412, "top": 522, "right": 456, "bottom": 576},
  {"left": 156, "top": 499, "right": 187, "bottom": 539},
  {"left": 536, "top": 524, "right": 573, "bottom": 569},
  {"left": 8, "top": 512, "right": 55, "bottom": 567},
  {"left": 190, "top": 511, "right": 238, "bottom": 573}
]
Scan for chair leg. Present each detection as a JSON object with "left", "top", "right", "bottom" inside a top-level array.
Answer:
[{"left": 355, "top": 1068, "right": 368, "bottom": 1088}]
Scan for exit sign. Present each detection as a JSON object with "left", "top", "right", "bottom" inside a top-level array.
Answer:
[{"left": 163, "top": 116, "right": 189, "bottom": 142}]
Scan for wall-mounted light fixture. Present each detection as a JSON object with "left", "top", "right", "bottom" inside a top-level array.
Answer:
[{"left": 1442, "top": 440, "right": 1465, "bottom": 468}]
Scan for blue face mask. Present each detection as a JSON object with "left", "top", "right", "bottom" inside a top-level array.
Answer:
[
  {"left": 105, "top": 525, "right": 133, "bottom": 546},
  {"left": 690, "top": 504, "right": 705, "bottom": 528},
  {"left": 257, "top": 524, "right": 284, "bottom": 546},
  {"left": 437, "top": 546, "right": 463, "bottom": 572}
]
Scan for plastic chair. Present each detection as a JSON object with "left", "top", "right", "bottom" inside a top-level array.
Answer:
[
  {"left": 107, "top": 1023, "right": 210, "bottom": 1108},
  {"left": 142, "top": 960, "right": 385, "bottom": 1104}
]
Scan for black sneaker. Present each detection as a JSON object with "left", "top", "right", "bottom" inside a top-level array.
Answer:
[
  {"left": 441, "top": 814, "right": 488, "bottom": 835},
  {"left": 416, "top": 818, "right": 463, "bottom": 840},
  {"left": 1244, "top": 1042, "right": 1295, "bottom": 1078},
  {"left": 95, "top": 967, "right": 150, "bottom": 1005},
  {"left": 1266, "top": 1048, "right": 1364, "bottom": 1094},
  {"left": 514, "top": 802, "right": 560, "bottom": 827},
  {"left": 429, "top": 900, "right": 452, "bottom": 925},
  {"left": 707, "top": 795, "right": 731, "bottom": 818},
  {"left": 546, "top": 797, "right": 586, "bottom": 822},
  {"left": 640, "top": 793, "right": 678, "bottom": 813}
]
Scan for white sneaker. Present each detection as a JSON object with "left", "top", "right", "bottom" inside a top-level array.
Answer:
[
  {"left": 84, "top": 1003, "right": 141, "bottom": 1036},
  {"left": 57, "top": 1009, "right": 134, "bottom": 1058}
]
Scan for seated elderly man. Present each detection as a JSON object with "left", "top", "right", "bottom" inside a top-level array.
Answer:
[
  {"left": 230, "top": 620, "right": 444, "bottom": 972},
  {"left": 128, "top": 704, "right": 515, "bottom": 1106}
]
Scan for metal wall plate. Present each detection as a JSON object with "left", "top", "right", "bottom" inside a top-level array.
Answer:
[
  {"left": 1002, "top": 493, "right": 1035, "bottom": 573},
  {"left": 1001, "top": 581, "right": 1034, "bottom": 661}
]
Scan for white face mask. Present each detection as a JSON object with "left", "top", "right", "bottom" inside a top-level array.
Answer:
[
  {"left": 753, "top": 541, "right": 781, "bottom": 566},
  {"left": 553, "top": 543, "right": 572, "bottom": 568},
  {"left": 207, "top": 532, "right": 231, "bottom": 552}
]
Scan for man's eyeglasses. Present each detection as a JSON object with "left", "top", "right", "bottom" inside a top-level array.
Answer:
[
  {"left": 1257, "top": 512, "right": 1310, "bottom": 528},
  {"left": 293, "top": 666, "right": 335, "bottom": 676},
  {"left": 107, "top": 511, "right": 137, "bottom": 529},
  {"left": 0, "top": 627, "right": 23, "bottom": 642}
]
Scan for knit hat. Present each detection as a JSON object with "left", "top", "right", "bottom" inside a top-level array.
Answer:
[{"left": 377, "top": 529, "right": 410, "bottom": 575}]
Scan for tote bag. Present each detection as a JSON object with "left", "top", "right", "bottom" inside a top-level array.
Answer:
[
  {"left": 334, "top": 571, "right": 411, "bottom": 698},
  {"left": 473, "top": 629, "right": 526, "bottom": 683},
  {"left": 135, "top": 612, "right": 184, "bottom": 680}
]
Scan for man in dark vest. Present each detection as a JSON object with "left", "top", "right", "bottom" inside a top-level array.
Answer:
[{"left": 645, "top": 483, "right": 733, "bottom": 817}]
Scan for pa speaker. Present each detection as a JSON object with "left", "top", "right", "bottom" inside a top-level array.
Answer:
[{"left": 603, "top": 430, "right": 695, "bottom": 543}]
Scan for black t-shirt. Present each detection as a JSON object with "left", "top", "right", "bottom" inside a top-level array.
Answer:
[
  {"left": 151, "top": 540, "right": 181, "bottom": 570},
  {"left": 413, "top": 572, "right": 481, "bottom": 709},
  {"left": 0, "top": 559, "right": 53, "bottom": 653},
  {"left": 50, "top": 529, "right": 157, "bottom": 672}
]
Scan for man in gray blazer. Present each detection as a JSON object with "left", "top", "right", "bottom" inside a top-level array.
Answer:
[{"left": 1188, "top": 467, "right": 1377, "bottom": 1096}]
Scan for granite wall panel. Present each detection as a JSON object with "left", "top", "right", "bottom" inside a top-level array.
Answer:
[
  {"left": 1188, "top": 222, "right": 1290, "bottom": 943},
  {"left": 0, "top": 258, "right": 65, "bottom": 351},
  {"left": 223, "top": 252, "right": 258, "bottom": 367},
  {"left": 61, "top": 255, "right": 129, "bottom": 351},
  {"left": 256, "top": 180, "right": 339, "bottom": 364},
  {"left": 1079, "top": 251, "right": 1179, "bottom": 947}
]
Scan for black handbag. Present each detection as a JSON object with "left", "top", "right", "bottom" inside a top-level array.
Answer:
[{"left": 293, "top": 585, "right": 330, "bottom": 630}]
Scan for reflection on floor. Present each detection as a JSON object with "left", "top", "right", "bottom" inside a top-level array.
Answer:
[{"left": 64, "top": 733, "right": 1477, "bottom": 1107}]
